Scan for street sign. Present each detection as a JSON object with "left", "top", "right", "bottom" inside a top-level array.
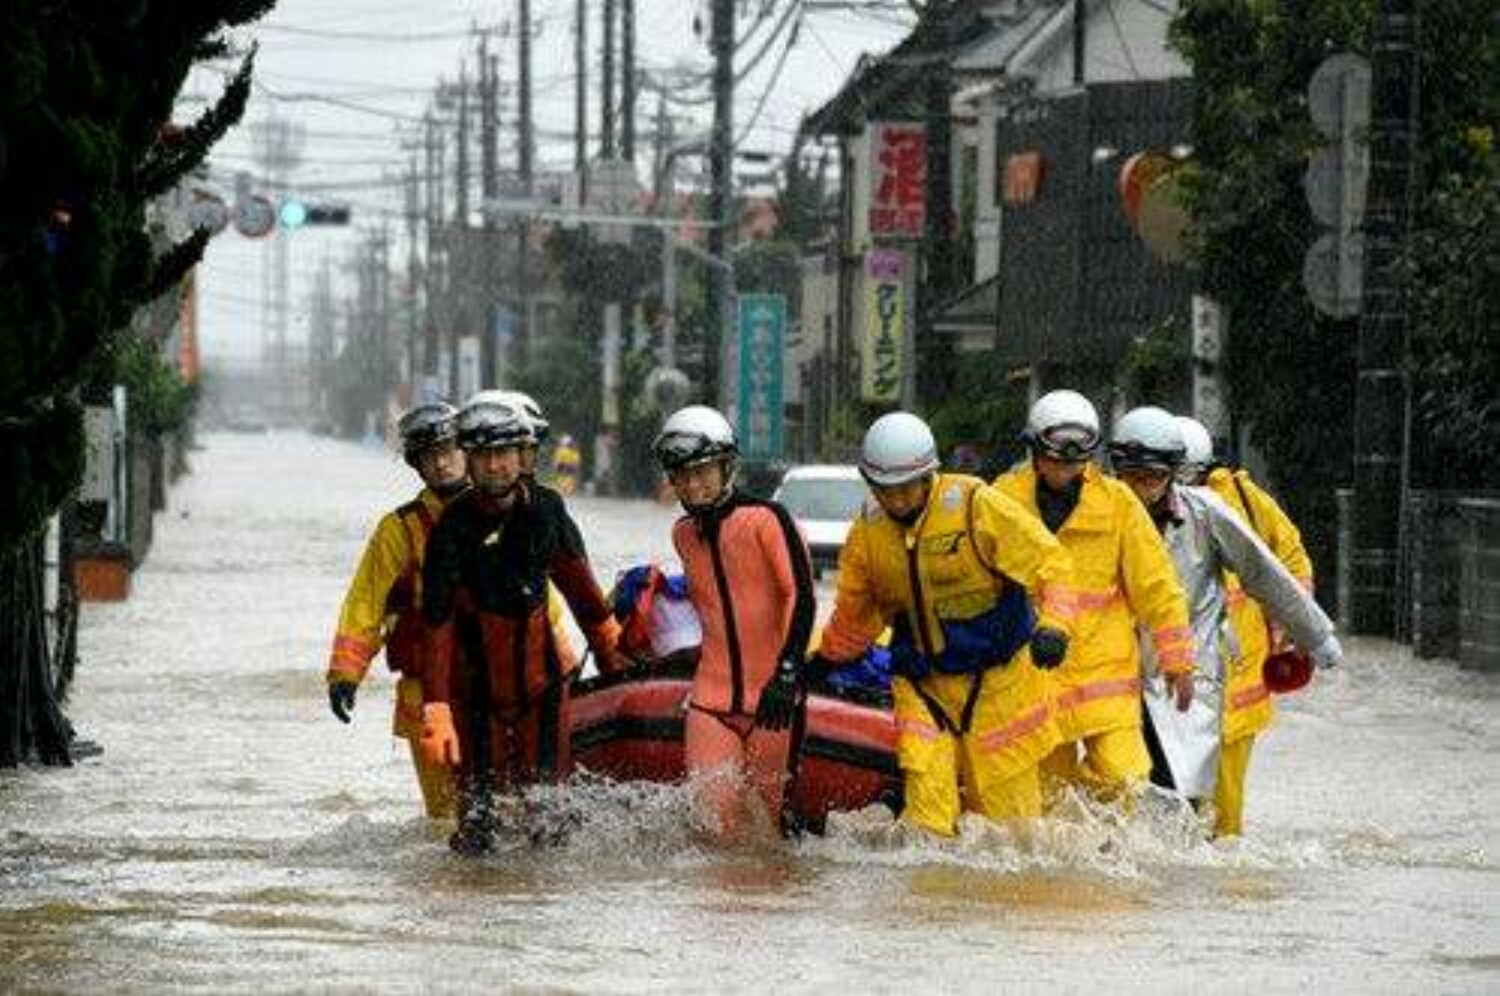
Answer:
[
  {"left": 736, "top": 293, "right": 786, "bottom": 459},
  {"left": 1304, "top": 144, "right": 1369, "bottom": 230},
  {"left": 1308, "top": 53, "right": 1371, "bottom": 142},
  {"left": 187, "top": 191, "right": 230, "bottom": 236},
  {"left": 869, "top": 122, "right": 927, "bottom": 237},
  {"left": 589, "top": 158, "right": 638, "bottom": 245},
  {"left": 232, "top": 194, "right": 276, "bottom": 238},
  {"left": 1303, "top": 231, "right": 1366, "bottom": 318},
  {"left": 1191, "top": 295, "right": 1224, "bottom": 364},
  {"left": 860, "top": 249, "right": 906, "bottom": 403},
  {"left": 1191, "top": 295, "right": 1229, "bottom": 437}
]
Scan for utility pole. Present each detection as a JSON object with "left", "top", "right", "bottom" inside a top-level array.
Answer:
[
  {"left": 308, "top": 260, "right": 335, "bottom": 422},
  {"left": 917, "top": 7, "right": 959, "bottom": 407},
  {"left": 452, "top": 67, "right": 471, "bottom": 396},
  {"left": 575, "top": 0, "right": 588, "bottom": 190},
  {"left": 377, "top": 226, "right": 393, "bottom": 400},
  {"left": 601, "top": 0, "right": 616, "bottom": 159},
  {"left": 621, "top": 0, "right": 636, "bottom": 162},
  {"left": 1350, "top": 0, "right": 1419, "bottom": 635},
  {"left": 421, "top": 110, "right": 443, "bottom": 383},
  {"left": 455, "top": 66, "right": 471, "bottom": 228},
  {"left": 479, "top": 36, "right": 501, "bottom": 388},
  {"left": 653, "top": 96, "right": 677, "bottom": 368},
  {"left": 253, "top": 115, "right": 303, "bottom": 427},
  {"left": 708, "top": 0, "right": 735, "bottom": 409},
  {"left": 516, "top": 0, "right": 535, "bottom": 368},
  {"left": 1073, "top": 0, "right": 1087, "bottom": 86},
  {"left": 405, "top": 154, "right": 421, "bottom": 400}
]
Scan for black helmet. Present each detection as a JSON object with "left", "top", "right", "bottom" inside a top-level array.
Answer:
[{"left": 397, "top": 402, "right": 458, "bottom": 466}]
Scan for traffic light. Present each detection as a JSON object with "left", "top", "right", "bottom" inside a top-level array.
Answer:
[{"left": 278, "top": 199, "right": 352, "bottom": 229}]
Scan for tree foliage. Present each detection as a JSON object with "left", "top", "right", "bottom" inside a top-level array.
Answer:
[
  {"left": 0, "top": 1, "right": 272, "bottom": 766},
  {"left": 0, "top": 1, "right": 272, "bottom": 555},
  {"left": 1170, "top": 0, "right": 1499, "bottom": 582}
]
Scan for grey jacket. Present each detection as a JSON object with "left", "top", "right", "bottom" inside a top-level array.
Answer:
[
  {"left": 1144, "top": 485, "right": 1335, "bottom": 680},
  {"left": 1141, "top": 484, "right": 1338, "bottom": 796}
]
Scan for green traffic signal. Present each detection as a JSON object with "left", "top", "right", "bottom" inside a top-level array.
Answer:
[
  {"left": 278, "top": 200, "right": 349, "bottom": 228},
  {"left": 278, "top": 199, "right": 307, "bottom": 228}
]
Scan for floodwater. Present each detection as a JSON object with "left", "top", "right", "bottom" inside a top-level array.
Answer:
[{"left": 2, "top": 431, "right": 1497, "bottom": 993}]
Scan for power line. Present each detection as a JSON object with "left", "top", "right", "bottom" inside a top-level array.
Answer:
[
  {"left": 254, "top": 23, "right": 484, "bottom": 42},
  {"left": 736, "top": 5, "right": 804, "bottom": 146}
]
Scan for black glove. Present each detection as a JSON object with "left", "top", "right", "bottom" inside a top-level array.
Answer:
[
  {"left": 754, "top": 659, "right": 802, "bottom": 731},
  {"left": 1028, "top": 626, "right": 1069, "bottom": 671},
  {"left": 328, "top": 680, "right": 358, "bottom": 723},
  {"left": 802, "top": 653, "right": 835, "bottom": 687}
]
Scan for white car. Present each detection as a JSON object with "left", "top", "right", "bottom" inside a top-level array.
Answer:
[{"left": 772, "top": 464, "right": 868, "bottom": 576}]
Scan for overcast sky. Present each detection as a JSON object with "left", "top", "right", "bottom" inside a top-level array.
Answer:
[{"left": 186, "top": 0, "right": 911, "bottom": 365}]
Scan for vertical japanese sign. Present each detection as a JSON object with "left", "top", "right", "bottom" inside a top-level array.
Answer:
[
  {"left": 869, "top": 122, "right": 927, "bottom": 237},
  {"left": 736, "top": 293, "right": 786, "bottom": 459},
  {"left": 861, "top": 249, "right": 906, "bottom": 403}
]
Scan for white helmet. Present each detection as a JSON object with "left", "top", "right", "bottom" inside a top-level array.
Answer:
[
  {"left": 1109, "top": 406, "right": 1186, "bottom": 471},
  {"left": 494, "top": 389, "right": 548, "bottom": 442},
  {"left": 1025, "top": 390, "right": 1101, "bottom": 461},
  {"left": 1175, "top": 415, "right": 1215, "bottom": 482},
  {"left": 397, "top": 401, "right": 458, "bottom": 466},
  {"left": 860, "top": 411, "right": 939, "bottom": 487},
  {"left": 652, "top": 405, "right": 738, "bottom": 473},
  {"left": 457, "top": 390, "right": 536, "bottom": 450}
]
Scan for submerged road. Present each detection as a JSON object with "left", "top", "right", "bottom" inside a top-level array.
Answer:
[{"left": 1, "top": 431, "right": 1497, "bottom": 992}]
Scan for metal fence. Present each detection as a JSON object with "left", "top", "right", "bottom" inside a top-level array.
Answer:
[{"left": 1338, "top": 488, "right": 1500, "bottom": 669}]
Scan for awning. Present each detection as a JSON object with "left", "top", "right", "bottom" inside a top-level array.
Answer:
[{"left": 929, "top": 275, "right": 1000, "bottom": 354}]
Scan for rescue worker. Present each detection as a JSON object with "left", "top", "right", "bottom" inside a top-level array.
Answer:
[
  {"left": 808, "top": 411, "right": 1079, "bottom": 837},
  {"left": 494, "top": 389, "right": 550, "bottom": 479},
  {"left": 1108, "top": 407, "right": 1342, "bottom": 837},
  {"left": 1174, "top": 414, "right": 1315, "bottom": 835},
  {"left": 651, "top": 406, "right": 816, "bottom": 842},
  {"left": 418, "top": 393, "right": 630, "bottom": 854},
  {"left": 324, "top": 402, "right": 467, "bottom": 819},
  {"left": 993, "top": 391, "right": 1194, "bottom": 804},
  {"left": 552, "top": 434, "right": 582, "bottom": 496},
  {"left": 494, "top": 390, "right": 584, "bottom": 677}
]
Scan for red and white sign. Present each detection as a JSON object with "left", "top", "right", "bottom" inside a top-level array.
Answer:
[{"left": 869, "top": 122, "right": 926, "bottom": 237}]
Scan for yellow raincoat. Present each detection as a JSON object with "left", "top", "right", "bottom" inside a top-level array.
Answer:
[
  {"left": 820, "top": 473, "right": 1078, "bottom": 834},
  {"left": 1203, "top": 467, "right": 1313, "bottom": 746},
  {"left": 994, "top": 462, "right": 1192, "bottom": 793}
]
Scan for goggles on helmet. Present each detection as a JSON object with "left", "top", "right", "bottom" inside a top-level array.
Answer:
[
  {"left": 1032, "top": 423, "right": 1099, "bottom": 462},
  {"left": 1107, "top": 440, "right": 1183, "bottom": 473},
  {"left": 653, "top": 431, "right": 734, "bottom": 473},
  {"left": 459, "top": 422, "right": 535, "bottom": 452}
]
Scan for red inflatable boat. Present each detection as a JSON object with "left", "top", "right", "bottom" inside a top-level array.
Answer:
[{"left": 570, "top": 663, "right": 901, "bottom": 829}]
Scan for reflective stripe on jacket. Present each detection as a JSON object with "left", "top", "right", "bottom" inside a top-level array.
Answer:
[
  {"left": 993, "top": 462, "right": 1192, "bottom": 741},
  {"left": 1141, "top": 485, "right": 1334, "bottom": 745},
  {"left": 1205, "top": 467, "right": 1314, "bottom": 743},
  {"left": 326, "top": 488, "right": 444, "bottom": 684}
]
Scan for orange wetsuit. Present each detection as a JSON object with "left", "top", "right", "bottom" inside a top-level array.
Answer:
[
  {"left": 422, "top": 482, "right": 622, "bottom": 832},
  {"left": 672, "top": 492, "right": 816, "bottom": 838}
]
